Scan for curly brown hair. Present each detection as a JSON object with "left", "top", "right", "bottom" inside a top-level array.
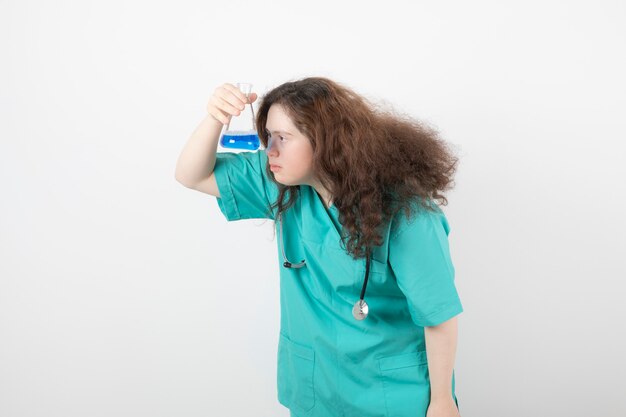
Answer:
[{"left": 256, "top": 76, "right": 460, "bottom": 260}]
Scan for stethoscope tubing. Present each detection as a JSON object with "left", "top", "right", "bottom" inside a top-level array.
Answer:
[{"left": 277, "top": 212, "right": 371, "bottom": 319}]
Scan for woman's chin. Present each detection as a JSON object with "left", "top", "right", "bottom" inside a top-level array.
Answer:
[
  {"left": 272, "top": 173, "right": 287, "bottom": 184},
  {"left": 274, "top": 175, "right": 297, "bottom": 186},
  {"left": 272, "top": 171, "right": 306, "bottom": 187}
]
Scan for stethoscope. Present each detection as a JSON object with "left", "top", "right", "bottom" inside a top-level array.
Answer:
[{"left": 277, "top": 212, "right": 372, "bottom": 320}]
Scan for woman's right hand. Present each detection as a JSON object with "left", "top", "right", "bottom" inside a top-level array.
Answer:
[{"left": 206, "top": 83, "right": 258, "bottom": 125}]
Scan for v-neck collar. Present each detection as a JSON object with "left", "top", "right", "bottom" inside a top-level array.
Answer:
[
  {"left": 301, "top": 185, "right": 342, "bottom": 245},
  {"left": 300, "top": 185, "right": 390, "bottom": 264}
]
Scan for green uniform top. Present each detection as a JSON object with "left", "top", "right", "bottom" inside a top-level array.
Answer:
[{"left": 213, "top": 150, "right": 463, "bottom": 417}]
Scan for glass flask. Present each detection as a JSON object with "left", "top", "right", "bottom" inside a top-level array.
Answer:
[{"left": 219, "top": 82, "right": 260, "bottom": 150}]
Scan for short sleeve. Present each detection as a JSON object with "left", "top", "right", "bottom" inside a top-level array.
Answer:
[
  {"left": 388, "top": 206, "right": 463, "bottom": 327},
  {"left": 212, "top": 150, "right": 279, "bottom": 221}
]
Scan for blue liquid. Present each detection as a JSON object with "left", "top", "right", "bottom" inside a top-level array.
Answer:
[{"left": 220, "top": 131, "right": 260, "bottom": 150}]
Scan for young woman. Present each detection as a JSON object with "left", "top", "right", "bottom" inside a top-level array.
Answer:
[{"left": 175, "top": 77, "right": 464, "bottom": 417}]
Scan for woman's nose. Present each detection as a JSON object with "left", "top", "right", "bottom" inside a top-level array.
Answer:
[{"left": 265, "top": 137, "right": 279, "bottom": 156}]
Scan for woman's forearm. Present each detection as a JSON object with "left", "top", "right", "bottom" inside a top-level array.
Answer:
[
  {"left": 424, "top": 316, "right": 458, "bottom": 402},
  {"left": 174, "top": 114, "right": 224, "bottom": 187}
]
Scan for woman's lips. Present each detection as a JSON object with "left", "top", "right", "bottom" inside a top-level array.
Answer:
[{"left": 270, "top": 165, "right": 281, "bottom": 171}]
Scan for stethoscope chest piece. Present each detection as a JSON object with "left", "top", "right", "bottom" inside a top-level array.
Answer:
[{"left": 352, "top": 299, "right": 369, "bottom": 320}]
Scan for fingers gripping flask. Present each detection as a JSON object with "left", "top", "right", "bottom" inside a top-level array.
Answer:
[{"left": 219, "top": 82, "right": 260, "bottom": 150}]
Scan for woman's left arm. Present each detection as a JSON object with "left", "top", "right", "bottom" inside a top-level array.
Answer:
[{"left": 424, "top": 316, "right": 461, "bottom": 417}]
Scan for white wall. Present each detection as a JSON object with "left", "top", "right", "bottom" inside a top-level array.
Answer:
[{"left": 1, "top": 0, "right": 625, "bottom": 416}]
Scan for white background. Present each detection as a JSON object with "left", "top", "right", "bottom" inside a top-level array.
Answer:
[{"left": 2, "top": 1, "right": 625, "bottom": 416}]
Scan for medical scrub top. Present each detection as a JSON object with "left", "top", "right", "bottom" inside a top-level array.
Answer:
[{"left": 212, "top": 150, "right": 463, "bottom": 417}]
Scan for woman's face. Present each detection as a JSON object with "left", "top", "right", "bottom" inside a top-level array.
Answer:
[{"left": 265, "top": 104, "right": 316, "bottom": 186}]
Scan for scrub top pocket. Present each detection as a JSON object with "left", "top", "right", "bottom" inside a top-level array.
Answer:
[
  {"left": 378, "top": 350, "right": 430, "bottom": 417},
  {"left": 277, "top": 333, "right": 316, "bottom": 413}
]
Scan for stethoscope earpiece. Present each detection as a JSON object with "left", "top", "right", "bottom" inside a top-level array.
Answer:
[{"left": 283, "top": 260, "right": 306, "bottom": 268}]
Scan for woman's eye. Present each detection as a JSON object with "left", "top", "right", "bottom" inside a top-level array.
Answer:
[{"left": 266, "top": 132, "right": 287, "bottom": 142}]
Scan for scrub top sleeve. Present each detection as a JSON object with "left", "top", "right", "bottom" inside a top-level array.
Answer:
[
  {"left": 212, "top": 150, "right": 278, "bottom": 221},
  {"left": 388, "top": 207, "right": 464, "bottom": 327}
]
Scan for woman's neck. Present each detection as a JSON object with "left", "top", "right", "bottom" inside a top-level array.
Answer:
[{"left": 312, "top": 184, "right": 333, "bottom": 209}]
